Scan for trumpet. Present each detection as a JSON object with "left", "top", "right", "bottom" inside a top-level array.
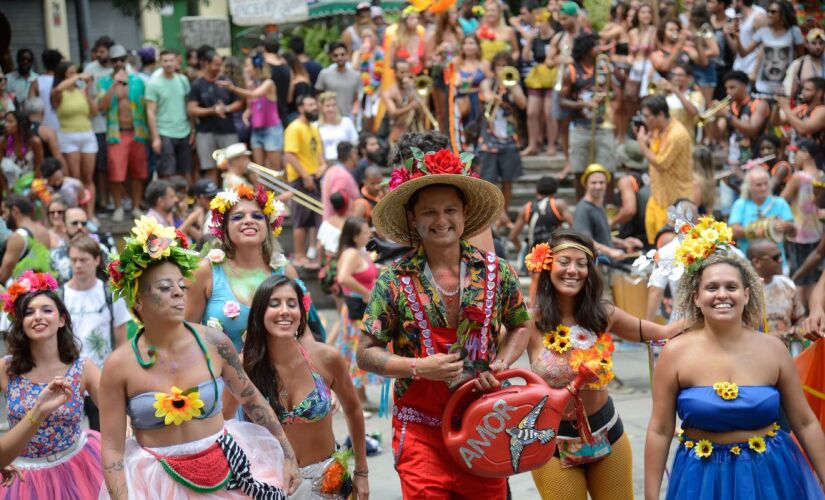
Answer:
[
  {"left": 697, "top": 96, "right": 731, "bottom": 129},
  {"left": 484, "top": 66, "right": 520, "bottom": 120},
  {"left": 246, "top": 163, "right": 324, "bottom": 215},
  {"left": 647, "top": 80, "right": 668, "bottom": 95}
]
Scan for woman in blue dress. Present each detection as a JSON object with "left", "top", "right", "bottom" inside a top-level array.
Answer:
[{"left": 645, "top": 219, "right": 825, "bottom": 499}]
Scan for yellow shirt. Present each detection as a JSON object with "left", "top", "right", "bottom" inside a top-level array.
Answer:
[
  {"left": 283, "top": 119, "right": 322, "bottom": 182},
  {"left": 649, "top": 119, "right": 693, "bottom": 207},
  {"left": 55, "top": 89, "right": 92, "bottom": 133}
]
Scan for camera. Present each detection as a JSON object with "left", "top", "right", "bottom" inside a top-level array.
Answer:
[{"left": 632, "top": 114, "right": 645, "bottom": 129}]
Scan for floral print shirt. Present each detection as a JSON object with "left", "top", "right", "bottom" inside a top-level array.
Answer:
[
  {"left": 5, "top": 357, "right": 86, "bottom": 458},
  {"left": 363, "top": 240, "right": 529, "bottom": 399}
]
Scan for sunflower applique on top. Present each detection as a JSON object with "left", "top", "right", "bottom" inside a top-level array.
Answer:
[
  {"left": 713, "top": 381, "right": 738, "bottom": 400},
  {"left": 153, "top": 386, "right": 205, "bottom": 426}
]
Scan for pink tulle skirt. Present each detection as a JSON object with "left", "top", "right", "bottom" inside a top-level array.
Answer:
[
  {"left": 0, "top": 430, "right": 103, "bottom": 499},
  {"left": 99, "top": 419, "right": 285, "bottom": 499}
]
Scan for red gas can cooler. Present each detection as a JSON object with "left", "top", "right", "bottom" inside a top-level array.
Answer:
[{"left": 442, "top": 366, "right": 595, "bottom": 478}]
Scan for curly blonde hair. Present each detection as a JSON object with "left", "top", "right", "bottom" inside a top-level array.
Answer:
[{"left": 675, "top": 251, "right": 765, "bottom": 329}]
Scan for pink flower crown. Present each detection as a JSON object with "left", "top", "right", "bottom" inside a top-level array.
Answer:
[
  {"left": 208, "top": 184, "right": 286, "bottom": 240},
  {"left": 1, "top": 271, "right": 59, "bottom": 319}
]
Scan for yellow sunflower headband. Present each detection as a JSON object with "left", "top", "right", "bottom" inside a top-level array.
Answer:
[
  {"left": 525, "top": 242, "right": 594, "bottom": 273},
  {"left": 107, "top": 217, "right": 201, "bottom": 309}
]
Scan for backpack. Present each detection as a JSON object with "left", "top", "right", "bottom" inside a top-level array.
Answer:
[{"left": 526, "top": 197, "right": 563, "bottom": 248}]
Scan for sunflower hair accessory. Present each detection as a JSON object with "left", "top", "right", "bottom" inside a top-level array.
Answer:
[
  {"left": 208, "top": 184, "right": 286, "bottom": 240},
  {"left": 107, "top": 216, "right": 201, "bottom": 308},
  {"left": 634, "top": 207, "right": 734, "bottom": 280},
  {"left": 0, "top": 271, "right": 58, "bottom": 319}
]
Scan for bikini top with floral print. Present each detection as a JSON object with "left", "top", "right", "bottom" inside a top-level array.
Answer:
[{"left": 531, "top": 325, "right": 615, "bottom": 390}]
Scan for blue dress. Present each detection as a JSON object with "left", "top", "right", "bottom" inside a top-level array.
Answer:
[{"left": 667, "top": 385, "right": 824, "bottom": 499}]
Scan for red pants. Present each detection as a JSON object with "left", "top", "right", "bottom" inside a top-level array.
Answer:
[{"left": 393, "top": 419, "right": 507, "bottom": 499}]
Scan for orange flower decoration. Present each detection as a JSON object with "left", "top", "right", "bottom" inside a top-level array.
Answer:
[
  {"left": 525, "top": 243, "right": 554, "bottom": 273},
  {"left": 236, "top": 184, "right": 254, "bottom": 199}
]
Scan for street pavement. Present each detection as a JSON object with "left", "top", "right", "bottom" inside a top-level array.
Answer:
[{"left": 330, "top": 338, "right": 678, "bottom": 499}]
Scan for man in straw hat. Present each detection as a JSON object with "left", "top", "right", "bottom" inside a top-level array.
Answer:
[{"left": 357, "top": 132, "right": 529, "bottom": 498}]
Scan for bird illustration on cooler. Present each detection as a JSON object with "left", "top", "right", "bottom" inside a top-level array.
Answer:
[{"left": 506, "top": 395, "right": 556, "bottom": 473}]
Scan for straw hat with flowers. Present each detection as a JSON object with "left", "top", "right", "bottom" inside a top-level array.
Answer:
[{"left": 372, "top": 147, "right": 504, "bottom": 245}]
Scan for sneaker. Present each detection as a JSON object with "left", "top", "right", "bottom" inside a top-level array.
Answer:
[
  {"left": 131, "top": 208, "right": 142, "bottom": 220},
  {"left": 112, "top": 207, "right": 124, "bottom": 222},
  {"left": 306, "top": 246, "right": 318, "bottom": 260}
]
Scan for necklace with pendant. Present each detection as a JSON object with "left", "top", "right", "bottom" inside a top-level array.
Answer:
[{"left": 425, "top": 262, "right": 465, "bottom": 306}]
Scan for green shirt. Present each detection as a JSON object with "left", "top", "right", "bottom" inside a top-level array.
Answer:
[
  {"left": 96, "top": 74, "right": 149, "bottom": 144},
  {"left": 145, "top": 72, "right": 191, "bottom": 139},
  {"left": 362, "top": 240, "right": 529, "bottom": 399}
]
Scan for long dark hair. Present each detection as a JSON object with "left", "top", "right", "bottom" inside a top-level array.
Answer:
[
  {"left": 6, "top": 291, "right": 80, "bottom": 377},
  {"left": 242, "top": 275, "right": 307, "bottom": 412},
  {"left": 52, "top": 61, "right": 75, "bottom": 91},
  {"left": 337, "top": 217, "right": 368, "bottom": 258},
  {"left": 535, "top": 230, "right": 610, "bottom": 334},
  {"left": 3, "top": 110, "right": 33, "bottom": 156}
]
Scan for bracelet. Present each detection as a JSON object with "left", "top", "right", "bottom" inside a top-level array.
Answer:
[
  {"left": 411, "top": 358, "right": 418, "bottom": 379},
  {"left": 354, "top": 469, "right": 369, "bottom": 477},
  {"left": 26, "top": 412, "right": 42, "bottom": 428}
]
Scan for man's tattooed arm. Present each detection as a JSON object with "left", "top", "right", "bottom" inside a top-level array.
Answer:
[
  {"left": 206, "top": 327, "right": 297, "bottom": 462},
  {"left": 356, "top": 334, "right": 417, "bottom": 377}
]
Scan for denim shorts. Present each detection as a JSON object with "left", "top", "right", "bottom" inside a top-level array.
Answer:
[
  {"left": 691, "top": 64, "right": 717, "bottom": 88},
  {"left": 250, "top": 124, "right": 284, "bottom": 152}
]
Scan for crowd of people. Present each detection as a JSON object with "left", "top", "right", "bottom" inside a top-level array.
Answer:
[{"left": 0, "top": 0, "right": 824, "bottom": 497}]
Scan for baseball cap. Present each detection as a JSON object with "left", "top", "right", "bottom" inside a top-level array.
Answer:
[
  {"left": 560, "top": 1, "right": 579, "bottom": 16},
  {"left": 138, "top": 47, "right": 156, "bottom": 64},
  {"left": 108, "top": 44, "right": 127, "bottom": 60},
  {"left": 357, "top": 2, "right": 372, "bottom": 11},
  {"left": 192, "top": 179, "right": 220, "bottom": 197},
  {"left": 371, "top": 5, "right": 384, "bottom": 17},
  {"left": 807, "top": 28, "right": 825, "bottom": 42}
]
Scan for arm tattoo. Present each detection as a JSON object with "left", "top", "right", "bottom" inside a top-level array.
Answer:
[
  {"left": 243, "top": 400, "right": 296, "bottom": 461},
  {"left": 207, "top": 328, "right": 245, "bottom": 380},
  {"left": 356, "top": 346, "right": 391, "bottom": 375},
  {"left": 103, "top": 460, "right": 124, "bottom": 473}
]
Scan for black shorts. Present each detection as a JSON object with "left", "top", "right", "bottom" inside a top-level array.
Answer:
[
  {"left": 157, "top": 136, "right": 193, "bottom": 177},
  {"left": 479, "top": 147, "right": 523, "bottom": 183},
  {"left": 94, "top": 133, "right": 108, "bottom": 172},
  {"left": 290, "top": 179, "right": 321, "bottom": 229},
  {"left": 786, "top": 240, "right": 822, "bottom": 286}
]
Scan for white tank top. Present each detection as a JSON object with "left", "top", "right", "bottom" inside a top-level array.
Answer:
[
  {"left": 36, "top": 75, "right": 60, "bottom": 131},
  {"left": 732, "top": 6, "right": 766, "bottom": 77}
]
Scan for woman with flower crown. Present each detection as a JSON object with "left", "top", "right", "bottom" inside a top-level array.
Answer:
[
  {"left": 185, "top": 183, "right": 325, "bottom": 354},
  {"left": 99, "top": 217, "right": 300, "bottom": 498},
  {"left": 645, "top": 218, "right": 825, "bottom": 499},
  {"left": 524, "top": 229, "right": 686, "bottom": 500},
  {"left": 0, "top": 270, "right": 104, "bottom": 498}
]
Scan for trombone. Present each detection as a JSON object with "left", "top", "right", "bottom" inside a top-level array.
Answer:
[
  {"left": 246, "top": 162, "right": 324, "bottom": 215},
  {"left": 405, "top": 75, "right": 440, "bottom": 132},
  {"left": 484, "top": 66, "right": 520, "bottom": 120},
  {"left": 590, "top": 54, "right": 614, "bottom": 163},
  {"left": 697, "top": 96, "right": 731, "bottom": 129}
]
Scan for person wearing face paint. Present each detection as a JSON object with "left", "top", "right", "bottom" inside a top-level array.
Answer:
[
  {"left": 644, "top": 217, "right": 825, "bottom": 500},
  {"left": 241, "top": 275, "right": 369, "bottom": 499},
  {"left": 99, "top": 216, "right": 300, "bottom": 499},
  {"left": 523, "top": 230, "right": 684, "bottom": 499},
  {"left": 185, "top": 184, "right": 326, "bottom": 354},
  {"left": 0, "top": 271, "right": 104, "bottom": 498},
  {"left": 358, "top": 132, "right": 530, "bottom": 499}
]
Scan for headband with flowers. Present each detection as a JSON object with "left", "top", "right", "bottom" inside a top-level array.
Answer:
[
  {"left": 208, "top": 184, "right": 286, "bottom": 240},
  {"left": 0, "top": 271, "right": 59, "bottom": 320},
  {"left": 633, "top": 207, "right": 734, "bottom": 281},
  {"left": 107, "top": 217, "right": 201, "bottom": 309},
  {"left": 524, "top": 242, "right": 595, "bottom": 273},
  {"left": 388, "top": 147, "right": 476, "bottom": 192}
]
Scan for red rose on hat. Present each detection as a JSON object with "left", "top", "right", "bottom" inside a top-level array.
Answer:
[
  {"left": 424, "top": 149, "right": 464, "bottom": 175},
  {"left": 108, "top": 260, "right": 125, "bottom": 287}
]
